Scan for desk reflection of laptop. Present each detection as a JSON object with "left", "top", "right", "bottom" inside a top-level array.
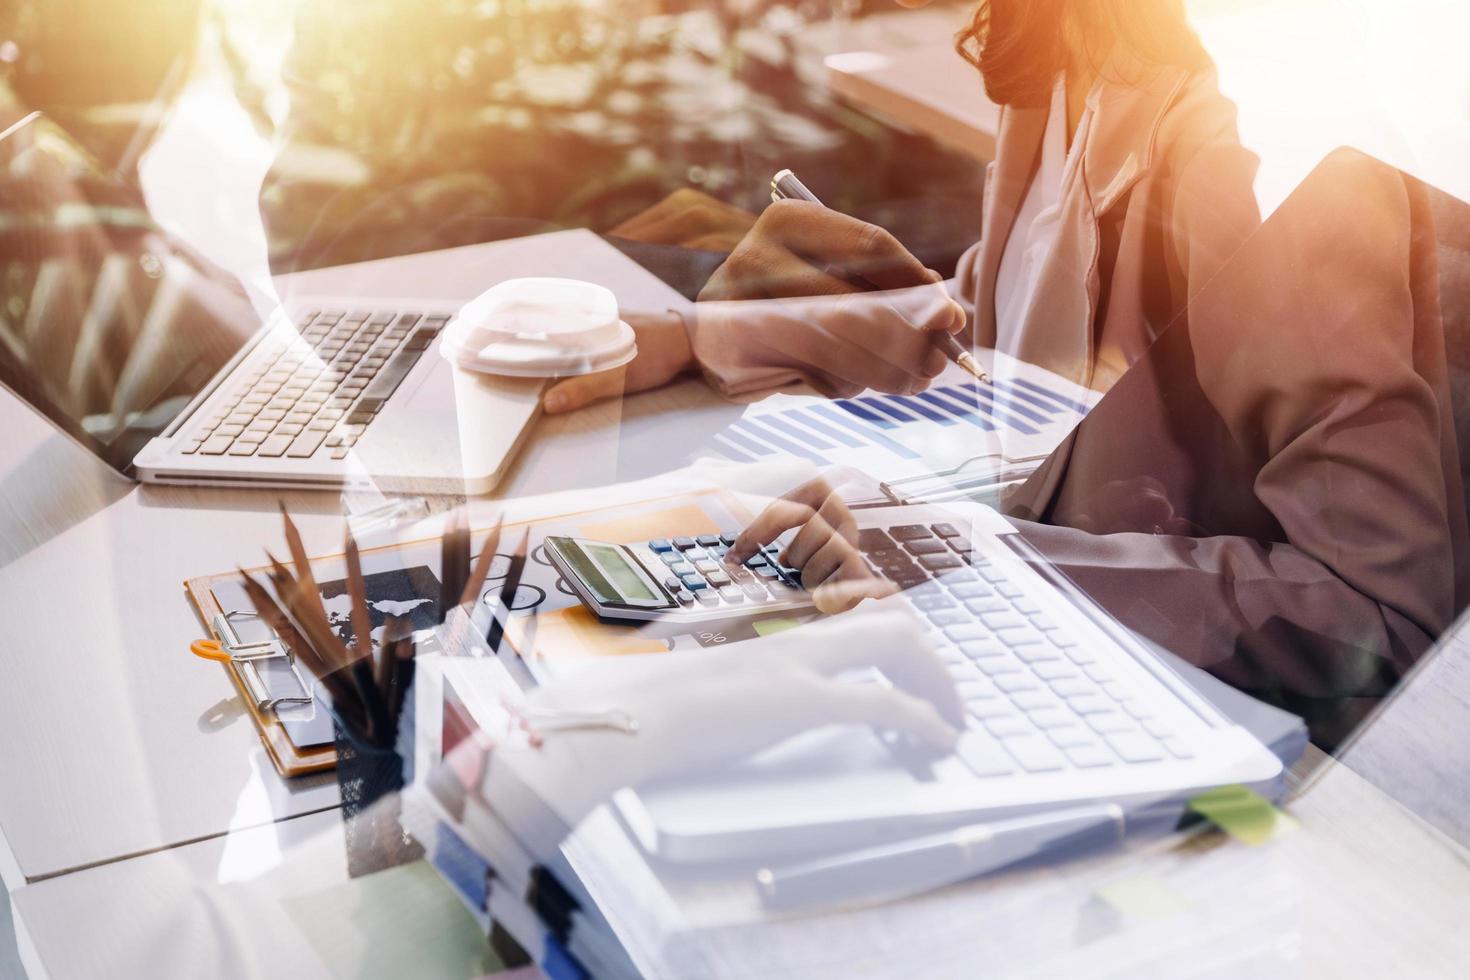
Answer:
[{"left": 0, "top": 109, "right": 540, "bottom": 494}]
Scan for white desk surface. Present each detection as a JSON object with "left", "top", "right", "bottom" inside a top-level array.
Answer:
[
  {"left": 803, "top": 8, "right": 997, "bottom": 163},
  {"left": 11, "top": 749, "right": 1470, "bottom": 979},
  {"left": 0, "top": 233, "right": 738, "bottom": 889}
]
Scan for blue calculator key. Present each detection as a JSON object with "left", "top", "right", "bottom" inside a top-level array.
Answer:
[
  {"left": 681, "top": 575, "right": 710, "bottom": 591},
  {"left": 649, "top": 538, "right": 674, "bottom": 553},
  {"left": 674, "top": 537, "right": 698, "bottom": 550},
  {"left": 696, "top": 534, "right": 721, "bottom": 547}
]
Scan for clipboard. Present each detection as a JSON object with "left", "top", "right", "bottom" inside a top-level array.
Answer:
[{"left": 183, "top": 487, "right": 758, "bottom": 778}]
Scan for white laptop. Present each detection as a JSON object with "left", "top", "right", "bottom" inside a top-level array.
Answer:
[
  {"left": 0, "top": 111, "right": 685, "bottom": 494},
  {"left": 555, "top": 501, "right": 1285, "bottom": 862}
]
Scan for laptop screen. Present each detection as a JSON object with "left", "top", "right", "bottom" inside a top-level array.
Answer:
[{"left": 0, "top": 109, "right": 258, "bottom": 476}]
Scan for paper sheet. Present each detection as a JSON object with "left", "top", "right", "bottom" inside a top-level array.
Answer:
[{"left": 708, "top": 352, "right": 1099, "bottom": 502}]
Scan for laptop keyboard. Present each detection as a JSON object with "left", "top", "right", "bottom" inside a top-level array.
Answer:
[
  {"left": 182, "top": 309, "right": 449, "bottom": 461},
  {"left": 860, "top": 523, "right": 1197, "bottom": 778}
]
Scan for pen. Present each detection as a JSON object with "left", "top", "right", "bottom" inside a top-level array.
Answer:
[
  {"left": 754, "top": 803, "right": 1122, "bottom": 912},
  {"left": 769, "top": 168, "right": 989, "bottom": 384}
]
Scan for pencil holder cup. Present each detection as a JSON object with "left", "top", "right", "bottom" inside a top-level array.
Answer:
[{"left": 333, "top": 688, "right": 423, "bottom": 877}]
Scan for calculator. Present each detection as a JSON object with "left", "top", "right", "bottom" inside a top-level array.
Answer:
[{"left": 544, "top": 533, "right": 815, "bottom": 625}]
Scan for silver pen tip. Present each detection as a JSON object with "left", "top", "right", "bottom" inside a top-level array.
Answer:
[{"left": 956, "top": 351, "right": 990, "bottom": 384}]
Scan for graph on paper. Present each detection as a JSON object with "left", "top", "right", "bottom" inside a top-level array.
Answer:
[{"left": 709, "top": 355, "right": 1100, "bottom": 500}]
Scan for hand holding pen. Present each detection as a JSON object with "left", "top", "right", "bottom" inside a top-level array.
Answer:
[{"left": 763, "top": 169, "right": 989, "bottom": 385}]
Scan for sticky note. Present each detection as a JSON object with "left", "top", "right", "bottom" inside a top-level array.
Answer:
[
  {"left": 753, "top": 618, "right": 803, "bottom": 637},
  {"left": 1188, "top": 785, "right": 1299, "bottom": 845},
  {"left": 1095, "top": 874, "right": 1190, "bottom": 920}
]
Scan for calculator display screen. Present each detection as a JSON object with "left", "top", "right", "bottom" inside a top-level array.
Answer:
[{"left": 585, "top": 544, "right": 658, "bottom": 601}]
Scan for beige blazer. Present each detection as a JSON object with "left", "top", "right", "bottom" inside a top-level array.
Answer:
[{"left": 956, "top": 64, "right": 1262, "bottom": 391}]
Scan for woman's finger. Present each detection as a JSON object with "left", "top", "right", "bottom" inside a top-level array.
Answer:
[
  {"left": 797, "top": 533, "right": 855, "bottom": 590},
  {"left": 729, "top": 497, "right": 815, "bottom": 562},
  {"left": 543, "top": 366, "right": 627, "bottom": 415},
  {"left": 811, "top": 574, "right": 897, "bottom": 615},
  {"left": 792, "top": 608, "right": 967, "bottom": 729}
]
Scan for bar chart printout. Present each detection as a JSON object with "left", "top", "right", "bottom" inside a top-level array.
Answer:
[{"left": 708, "top": 356, "right": 1100, "bottom": 502}]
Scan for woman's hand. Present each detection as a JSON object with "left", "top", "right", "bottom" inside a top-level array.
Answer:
[
  {"left": 693, "top": 281, "right": 967, "bottom": 398},
  {"left": 542, "top": 310, "right": 695, "bottom": 415},
  {"left": 609, "top": 188, "right": 759, "bottom": 252},
  {"left": 728, "top": 476, "right": 898, "bottom": 613},
  {"left": 699, "top": 200, "right": 942, "bottom": 301},
  {"left": 511, "top": 603, "right": 965, "bottom": 822}
]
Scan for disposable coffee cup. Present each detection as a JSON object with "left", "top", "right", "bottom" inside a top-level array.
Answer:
[{"left": 439, "top": 277, "right": 637, "bottom": 378}]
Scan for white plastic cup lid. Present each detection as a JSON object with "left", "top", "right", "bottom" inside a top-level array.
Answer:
[{"left": 440, "top": 277, "right": 637, "bottom": 378}]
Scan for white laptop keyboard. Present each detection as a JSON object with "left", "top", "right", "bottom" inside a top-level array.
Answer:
[
  {"left": 182, "top": 309, "right": 449, "bottom": 461},
  {"left": 856, "top": 523, "right": 1197, "bottom": 777},
  {"left": 636, "top": 521, "right": 1199, "bottom": 778}
]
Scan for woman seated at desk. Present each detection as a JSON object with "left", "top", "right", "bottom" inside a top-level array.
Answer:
[
  {"left": 541, "top": 0, "right": 1260, "bottom": 413},
  {"left": 537, "top": 1, "right": 1467, "bottom": 748}
]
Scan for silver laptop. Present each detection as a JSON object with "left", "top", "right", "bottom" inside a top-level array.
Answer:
[
  {"left": 604, "top": 502, "right": 1283, "bottom": 862},
  {"left": 0, "top": 110, "right": 539, "bottom": 494}
]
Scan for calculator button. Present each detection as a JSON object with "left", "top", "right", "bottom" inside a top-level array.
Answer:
[
  {"left": 754, "top": 565, "right": 780, "bottom": 579},
  {"left": 740, "top": 583, "right": 768, "bottom": 601},
  {"left": 745, "top": 554, "right": 768, "bottom": 568},
  {"left": 719, "top": 533, "right": 737, "bottom": 547},
  {"left": 718, "top": 586, "right": 744, "bottom": 603},
  {"left": 674, "top": 590, "right": 695, "bottom": 606},
  {"left": 673, "top": 537, "right": 698, "bottom": 550},
  {"left": 694, "top": 559, "right": 720, "bottom": 574},
  {"left": 696, "top": 534, "right": 721, "bottom": 548},
  {"left": 649, "top": 539, "right": 674, "bottom": 553},
  {"left": 681, "top": 575, "right": 709, "bottom": 591},
  {"left": 669, "top": 561, "right": 695, "bottom": 576},
  {"left": 694, "top": 590, "right": 718, "bottom": 606},
  {"left": 888, "top": 524, "right": 934, "bottom": 542},
  {"left": 707, "top": 571, "right": 732, "bottom": 587},
  {"left": 663, "top": 577, "right": 684, "bottom": 593},
  {"left": 660, "top": 552, "right": 682, "bottom": 566}
]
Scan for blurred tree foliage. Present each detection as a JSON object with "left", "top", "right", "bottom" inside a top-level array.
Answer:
[
  {"left": 0, "top": 0, "right": 986, "bottom": 277},
  {"left": 260, "top": 0, "right": 986, "bottom": 273}
]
